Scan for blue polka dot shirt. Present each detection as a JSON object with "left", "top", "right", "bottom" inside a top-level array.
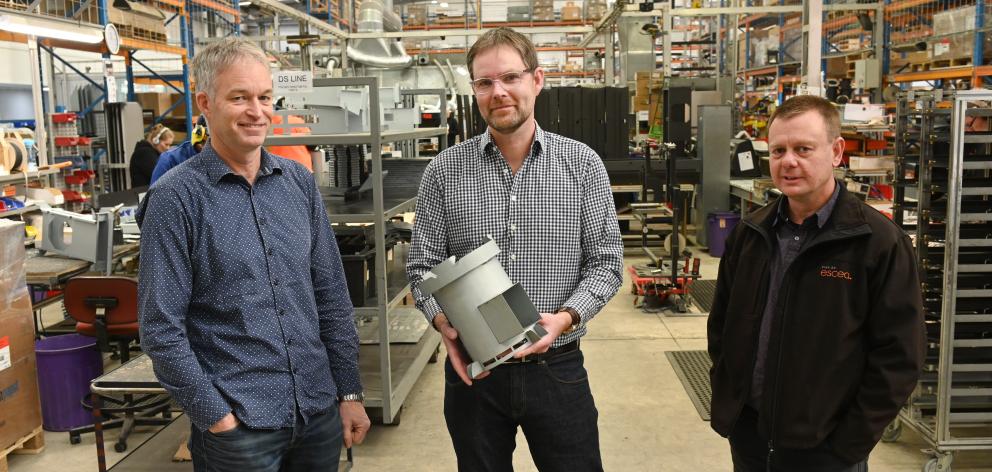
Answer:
[{"left": 137, "top": 142, "right": 361, "bottom": 431}]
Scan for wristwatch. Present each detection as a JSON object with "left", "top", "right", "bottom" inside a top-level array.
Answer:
[
  {"left": 559, "top": 307, "right": 581, "bottom": 334},
  {"left": 340, "top": 393, "right": 365, "bottom": 404}
]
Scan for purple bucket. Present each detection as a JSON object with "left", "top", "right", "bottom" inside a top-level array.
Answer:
[
  {"left": 707, "top": 212, "right": 741, "bottom": 257},
  {"left": 35, "top": 334, "right": 104, "bottom": 431}
]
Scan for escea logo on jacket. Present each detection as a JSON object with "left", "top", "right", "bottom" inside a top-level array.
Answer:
[{"left": 819, "top": 265, "right": 853, "bottom": 281}]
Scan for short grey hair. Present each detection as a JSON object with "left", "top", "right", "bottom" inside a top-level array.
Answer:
[{"left": 191, "top": 38, "right": 269, "bottom": 96}]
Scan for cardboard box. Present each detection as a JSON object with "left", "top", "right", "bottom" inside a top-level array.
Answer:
[
  {"left": 0, "top": 219, "right": 38, "bottom": 453},
  {"left": 929, "top": 35, "right": 992, "bottom": 61},
  {"left": 561, "top": 1, "right": 581, "bottom": 21},
  {"left": 933, "top": 5, "right": 992, "bottom": 36},
  {"left": 849, "top": 155, "right": 895, "bottom": 171},
  {"left": 0, "top": 357, "right": 42, "bottom": 451},
  {"left": 0, "top": 294, "right": 35, "bottom": 366}
]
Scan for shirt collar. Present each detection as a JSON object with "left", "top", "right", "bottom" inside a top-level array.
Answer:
[
  {"left": 774, "top": 179, "right": 842, "bottom": 228},
  {"left": 200, "top": 141, "right": 283, "bottom": 184},
  {"left": 478, "top": 122, "right": 547, "bottom": 161}
]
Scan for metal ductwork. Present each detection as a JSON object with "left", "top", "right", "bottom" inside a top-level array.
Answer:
[{"left": 346, "top": 0, "right": 413, "bottom": 69}]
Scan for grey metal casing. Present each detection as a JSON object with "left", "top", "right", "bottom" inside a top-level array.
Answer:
[
  {"left": 420, "top": 240, "right": 546, "bottom": 378},
  {"left": 695, "top": 105, "right": 732, "bottom": 245}
]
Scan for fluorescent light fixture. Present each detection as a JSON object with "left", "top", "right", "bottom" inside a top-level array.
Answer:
[
  {"left": 239, "top": 1, "right": 251, "bottom": 5},
  {"left": 0, "top": 13, "right": 103, "bottom": 44},
  {"left": 440, "top": 2, "right": 448, "bottom": 7}
]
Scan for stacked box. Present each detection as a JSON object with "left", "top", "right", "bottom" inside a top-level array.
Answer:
[
  {"left": 533, "top": 0, "right": 554, "bottom": 21},
  {"left": 632, "top": 71, "right": 661, "bottom": 113},
  {"left": 933, "top": 5, "right": 992, "bottom": 36},
  {"left": 561, "top": 1, "right": 581, "bottom": 21},
  {"left": 508, "top": 5, "right": 531, "bottom": 22},
  {"left": 0, "top": 220, "right": 41, "bottom": 452},
  {"left": 929, "top": 35, "right": 992, "bottom": 62},
  {"left": 406, "top": 4, "right": 427, "bottom": 26},
  {"left": 586, "top": 0, "right": 608, "bottom": 20}
]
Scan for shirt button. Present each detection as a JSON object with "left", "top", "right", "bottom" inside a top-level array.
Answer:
[
  {"left": 259, "top": 218, "right": 266, "bottom": 225},
  {"left": 273, "top": 278, "right": 280, "bottom": 286},
  {"left": 510, "top": 254, "right": 517, "bottom": 261},
  {"left": 510, "top": 224, "right": 517, "bottom": 231},
  {"left": 794, "top": 236, "right": 799, "bottom": 241},
  {"left": 279, "top": 309, "right": 286, "bottom": 316},
  {"left": 510, "top": 195, "right": 517, "bottom": 202},
  {"left": 267, "top": 248, "right": 274, "bottom": 256}
]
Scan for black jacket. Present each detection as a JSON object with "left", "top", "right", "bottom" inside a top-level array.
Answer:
[
  {"left": 707, "top": 185, "right": 925, "bottom": 463},
  {"left": 130, "top": 140, "right": 160, "bottom": 188}
]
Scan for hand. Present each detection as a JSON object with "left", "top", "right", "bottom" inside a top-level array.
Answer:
[
  {"left": 208, "top": 412, "right": 239, "bottom": 434},
  {"left": 434, "top": 313, "right": 490, "bottom": 386},
  {"left": 340, "top": 401, "right": 371, "bottom": 448},
  {"left": 513, "top": 312, "right": 573, "bottom": 358}
]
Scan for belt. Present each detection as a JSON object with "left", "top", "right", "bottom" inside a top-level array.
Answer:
[{"left": 502, "top": 340, "right": 580, "bottom": 364}]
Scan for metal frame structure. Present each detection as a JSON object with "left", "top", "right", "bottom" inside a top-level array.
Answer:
[
  {"left": 892, "top": 89, "right": 992, "bottom": 472},
  {"left": 264, "top": 76, "right": 445, "bottom": 424}
]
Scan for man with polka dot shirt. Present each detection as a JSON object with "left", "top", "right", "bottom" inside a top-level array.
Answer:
[{"left": 137, "top": 38, "right": 370, "bottom": 471}]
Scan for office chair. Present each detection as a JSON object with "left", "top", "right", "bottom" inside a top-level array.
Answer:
[{"left": 63, "top": 276, "right": 172, "bottom": 452}]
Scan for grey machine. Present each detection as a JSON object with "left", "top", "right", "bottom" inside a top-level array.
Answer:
[{"left": 419, "top": 240, "right": 546, "bottom": 378}]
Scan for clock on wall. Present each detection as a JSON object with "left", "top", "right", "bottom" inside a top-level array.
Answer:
[{"left": 104, "top": 23, "right": 120, "bottom": 55}]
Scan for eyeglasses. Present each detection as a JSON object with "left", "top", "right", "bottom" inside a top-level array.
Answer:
[{"left": 470, "top": 69, "right": 535, "bottom": 95}]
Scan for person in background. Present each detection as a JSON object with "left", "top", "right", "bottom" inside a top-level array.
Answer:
[
  {"left": 130, "top": 123, "right": 173, "bottom": 188},
  {"left": 707, "top": 95, "right": 924, "bottom": 472},
  {"left": 269, "top": 97, "right": 314, "bottom": 171},
  {"left": 446, "top": 107, "right": 461, "bottom": 146},
  {"left": 149, "top": 115, "right": 209, "bottom": 185}
]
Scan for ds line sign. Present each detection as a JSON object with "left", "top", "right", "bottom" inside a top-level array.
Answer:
[{"left": 274, "top": 71, "right": 313, "bottom": 94}]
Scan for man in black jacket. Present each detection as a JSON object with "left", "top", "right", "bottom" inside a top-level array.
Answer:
[{"left": 708, "top": 95, "right": 924, "bottom": 471}]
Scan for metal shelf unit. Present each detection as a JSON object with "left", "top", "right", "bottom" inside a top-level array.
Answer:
[
  {"left": 263, "top": 76, "right": 444, "bottom": 424},
  {"left": 892, "top": 89, "right": 992, "bottom": 471}
]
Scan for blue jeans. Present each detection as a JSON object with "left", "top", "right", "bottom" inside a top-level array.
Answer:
[
  {"left": 189, "top": 407, "right": 343, "bottom": 472},
  {"left": 443, "top": 348, "right": 603, "bottom": 472},
  {"left": 729, "top": 407, "right": 868, "bottom": 472}
]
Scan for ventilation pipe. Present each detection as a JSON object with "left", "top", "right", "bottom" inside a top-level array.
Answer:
[{"left": 346, "top": 0, "right": 413, "bottom": 69}]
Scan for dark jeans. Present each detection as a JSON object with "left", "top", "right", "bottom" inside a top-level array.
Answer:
[
  {"left": 444, "top": 348, "right": 603, "bottom": 472},
  {"left": 729, "top": 407, "right": 868, "bottom": 472},
  {"left": 189, "top": 407, "right": 343, "bottom": 472}
]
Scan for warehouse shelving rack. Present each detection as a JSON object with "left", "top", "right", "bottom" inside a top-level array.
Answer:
[
  {"left": 890, "top": 89, "right": 992, "bottom": 472},
  {"left": 264, "top": 76, "right": 445, "bottom": 424},
  {"left": 885, "top": 0, "right": 992, "bottom": 85}
]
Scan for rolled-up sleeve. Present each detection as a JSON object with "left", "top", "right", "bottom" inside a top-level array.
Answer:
[
  {"left": 406, "top": 161, "right": 447, "bottom": 325},
  {"left": 562, "top": 156, "right": 624, "bottom": 322}
]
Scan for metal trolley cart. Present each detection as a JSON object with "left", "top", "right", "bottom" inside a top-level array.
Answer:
[{"left": 890, "top": 89, "right": 992, "bottom": 472}]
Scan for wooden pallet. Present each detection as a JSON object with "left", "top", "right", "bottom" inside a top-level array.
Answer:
[
  {"left": 116, "top": 24, "right": 168, "bottom": 45},
  {"left": 0, "top": 0, "right": 28, "bottom": 11},
  {"left": 0, "top": 427, "right": 45, "bottom": 472},
  {"left": 930, "top": 56, "right": 974, "bottom": 69}
]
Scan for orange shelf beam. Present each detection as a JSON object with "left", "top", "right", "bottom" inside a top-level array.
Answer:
[
  {"left": 885, "top": 0, "right": 937, "bottom": 14},
  {"left": 887, "top": 66, "right": 992, "bottom": 83}
]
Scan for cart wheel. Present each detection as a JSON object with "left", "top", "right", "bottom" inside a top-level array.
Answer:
[
  {"left": 923, "top": 454, "right": 953, "bottom": 472},
  {"left": 163, "top": 409, "right": 173, "bottom": 419},
  {"left": 114, "top": 441, "right": 128, "bottom": 453},
  {"left": 69, "top": 434, "right": 81, "bottom": 445},
  {"left": 674, "top": 298, "right": 688, "bottom": 313},
  {"left": 881, "top": 418, "right": 902, "bottom": 443}
]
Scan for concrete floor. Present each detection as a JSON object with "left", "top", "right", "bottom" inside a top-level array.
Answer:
[{"left": 8, "top": 252, "right": 992, "bottom": 471}]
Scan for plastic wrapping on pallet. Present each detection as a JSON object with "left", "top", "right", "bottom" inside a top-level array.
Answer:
[{"left": 0, "top": 218, "right": 41, "bottom": 452}]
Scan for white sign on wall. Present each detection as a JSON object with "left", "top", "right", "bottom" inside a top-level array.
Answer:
[{"left": 273, "top": 71, "right": 313, "bottom": 94}]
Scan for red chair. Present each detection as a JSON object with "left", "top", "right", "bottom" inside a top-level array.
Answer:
[{"left": 63, "top": 276, "right": 171, "bottom": 452}]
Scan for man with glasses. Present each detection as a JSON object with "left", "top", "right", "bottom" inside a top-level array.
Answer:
[{"left": 406, "top": 27, "right": 622, "bottom": 471}]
